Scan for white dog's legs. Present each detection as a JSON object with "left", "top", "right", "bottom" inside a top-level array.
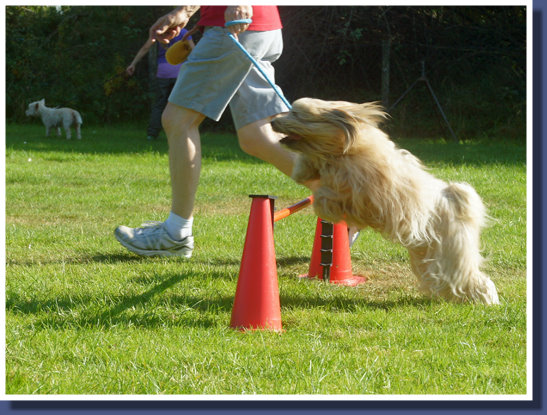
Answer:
[{"left": 63, "top": 122, "right": 72, "bottom": 139}]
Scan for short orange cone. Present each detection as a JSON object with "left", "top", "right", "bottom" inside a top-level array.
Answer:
[
  {"left": 300, "top": 217, "right": 368, "bottom": 286},
  {"left": 230, "top": 195, "right": 282, "bottom": 331}
]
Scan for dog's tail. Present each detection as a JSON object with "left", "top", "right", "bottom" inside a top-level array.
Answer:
[
  {"left": 443, "top": 183, "right": 487, "bottom": 229},
  {"left": 431, "top": 183, "right": 499, "bottom": 304},
  {"left": 72, "top": 111, "right": 83, "bottom": 125}
]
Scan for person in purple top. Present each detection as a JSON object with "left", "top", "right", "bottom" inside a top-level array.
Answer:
[{"left": 126, "top": 29, "right": 195, "bottom": 140}]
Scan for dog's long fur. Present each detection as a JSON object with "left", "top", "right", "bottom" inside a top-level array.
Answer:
[
  {"left": 272, "top": 97, "right": 499, "bottom": 305},
  {"left": 26, "top": 99, "right": 82, "bottom": 140}
]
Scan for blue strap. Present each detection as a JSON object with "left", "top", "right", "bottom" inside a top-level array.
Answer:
[
  {"left": 226, "top": 31, "right": 292, "bottom": 110},
  {"left": 225, "top": 19, "right": 252, "bottom": 27}
]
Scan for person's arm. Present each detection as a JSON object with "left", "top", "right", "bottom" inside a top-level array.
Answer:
[
  {"left": 126, "top": 38, "right": 155, "bottom": 76},
  {"left": 150, "top": 6, "right": 200, "bottom": 44}
]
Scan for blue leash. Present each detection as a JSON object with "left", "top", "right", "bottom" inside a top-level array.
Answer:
[{"left": 225, "top": 19, "right": 292, "bottom": 110}]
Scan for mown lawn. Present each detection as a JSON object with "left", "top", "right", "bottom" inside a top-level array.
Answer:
[{"left": 5, "top": 123, "right": 528, "bottom": 397}]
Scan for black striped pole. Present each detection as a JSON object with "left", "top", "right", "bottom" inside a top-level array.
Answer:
[{"left": 320, "top": 220, "right": 334, "bottom": 282}]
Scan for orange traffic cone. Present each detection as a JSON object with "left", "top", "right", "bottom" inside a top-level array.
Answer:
[
  {"left": 300, "top": 217, "right": 368, "bottom": 286},
  {"left": 230, "top": 195, "right": 282, "bottom": 331}
]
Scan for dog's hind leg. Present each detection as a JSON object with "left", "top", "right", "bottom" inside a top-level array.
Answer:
[
  {"left": 431, "top": 184, "right": 499, "bottom": 304},
  {"left": 408, "top": 246, "right": 435, "bottom": 296},
  {"left": 71, "top": 111, "right": 82, "bottom": 139},
  {"left": 409, "top": 243, "right": 468, "bottom": 302}
]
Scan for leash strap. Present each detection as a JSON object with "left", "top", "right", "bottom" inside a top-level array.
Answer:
[
  {"left": 225, "top": 19, "right": 292, "bottom": 110},
  {"left": 225, "top": 19, "right": 253, "bottom": 26}
]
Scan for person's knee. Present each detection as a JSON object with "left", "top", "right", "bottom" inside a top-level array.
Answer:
[{"left": 162, "top": 103, "right": 204, "bottom": 136}]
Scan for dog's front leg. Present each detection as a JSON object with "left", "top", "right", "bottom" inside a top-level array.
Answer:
[
  {"left": 64, "top": 125, "right": 72, "bottom": 140},
  {"left": 291, "top": 155, "right": 320, "bottom": 184},
  {"left": 313, "top": 186, "right": 345, "bottom": 225}
]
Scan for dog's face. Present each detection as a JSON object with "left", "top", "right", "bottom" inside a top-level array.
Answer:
[
  {"left": 25, "top": 99, "right": 45, "bottom": 117},
  {"left": 272, "top": 98, "right": 386, "bottom": 157}
]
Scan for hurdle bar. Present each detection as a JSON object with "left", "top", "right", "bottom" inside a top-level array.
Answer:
[
  {"left": 273, "top": 196, "right": 314, "bottom": 222},
  {"left": 272, "top": 196, "right": 333, "bottom": 281}
]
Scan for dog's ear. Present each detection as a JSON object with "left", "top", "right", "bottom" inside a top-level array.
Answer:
[
  {"left": 329, "top": 109, "right": 358, "bottom": 153},
  {"left": 349, "top": 102, "right": 387, "bottom": 128},
  {"left": 34, "top": 103, "right": 39, "bottom": 111}
]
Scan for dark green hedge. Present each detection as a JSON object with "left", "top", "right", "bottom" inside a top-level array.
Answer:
[{"left": 7, "top": 6, "right": 526, "bottom": 139}]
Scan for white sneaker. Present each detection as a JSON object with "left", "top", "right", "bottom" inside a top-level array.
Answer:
[
  {"left": 114, "top": 221, "right": 194, "bottom": 258},
  {"left": 348, "top": 226, "right": 360, "bottom": 248}
]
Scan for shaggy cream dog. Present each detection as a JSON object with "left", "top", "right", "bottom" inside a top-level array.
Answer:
[
  {"left": 272, "top": 98, "right": 499, "bottom": 305},
  {"left": 26, "top": 99, "right": 82, "bottom": 139}
]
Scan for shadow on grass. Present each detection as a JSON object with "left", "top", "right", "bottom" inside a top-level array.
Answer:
[
  {"left": 7, "top": 271, "right": 432, "bottom": 334},
  {"left": 7, "top": 251, "right": 243, "bottom": 267},
  {"left": 276, "top": 255, "right": 310, "bottom": 267},
  {"left": 7, "top": 252, "right": 170, "bottom": 267},
  {"left": 5, "top": 124, "right": 261, "bottom": 164},
  {"left": 8, "top": 271, "right": 235, "bottom": 330},
  {"left": 7, "top": 124, "right": 526, "bottom": 166},
  {"left": 6, "top": 247, "right": 433, "bottom": 331},
  {"left": 280, "top": 289, "right": 433, "bottom": 313}
]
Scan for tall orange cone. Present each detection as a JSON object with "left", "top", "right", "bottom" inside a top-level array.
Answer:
[
  {"left": 299, "top": 218, "right": 368, "bottom": 286},
  {"left": 230, "top": 195, "right": 282, "bottom": 331}
]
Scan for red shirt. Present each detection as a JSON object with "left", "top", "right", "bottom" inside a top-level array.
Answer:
[{"left": 198, "top": 6, "right": 282, "bottom": 31}]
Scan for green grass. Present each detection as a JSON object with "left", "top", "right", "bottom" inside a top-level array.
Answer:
[{"left": 5, "top": 123, "right": 527, "bottom": 396}]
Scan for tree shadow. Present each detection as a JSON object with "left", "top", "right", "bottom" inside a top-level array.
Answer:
[
  {"left": 6, "top": 123, "right": 526, "bottom": 166},
  {"left": 5, "top": 124, "right": 264, "bottom": 165}
]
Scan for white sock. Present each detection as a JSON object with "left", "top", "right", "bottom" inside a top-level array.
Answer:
[{"left": 164, "top": 212, "right": 193, "bottom": 241}]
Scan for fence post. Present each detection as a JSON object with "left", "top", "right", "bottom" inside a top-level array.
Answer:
[{"left": 381, "top": 37, "right": 391, "bottom": 108}]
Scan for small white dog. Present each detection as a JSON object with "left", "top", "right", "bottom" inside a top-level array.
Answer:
[
  {"left": 272, "top": 98, "right": 499, "bottom": 305},
  {"left": 25, "top": 99, "right": 82, "bottom": 140}
]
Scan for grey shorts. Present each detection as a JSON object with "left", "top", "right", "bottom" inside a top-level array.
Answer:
[{"left": 168, "top": 26, "right": 288, "bottom": 130}]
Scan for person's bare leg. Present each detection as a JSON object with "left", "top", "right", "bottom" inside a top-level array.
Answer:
[
  {"left": 113, "top": 103, "right": 204, "bottom": 256},
  {"left": 237, "top": 116, "right": 296, "bottom": 177},
  {"left": 237, "top": 116, "right": 320, "bottom": 190},
  {"left": 161, "top": 103, "right": 206, "bottom": 220}
]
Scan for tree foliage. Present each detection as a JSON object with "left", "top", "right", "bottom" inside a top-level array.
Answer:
[
  {"left": 276, "top": 6, "right": 526, "bottom": 138},
  {"left": 6, "top": 6, "right": 526, "bottom": 139},
  {"left": 7, "top": 6, "right": 172, "bottom": 124}
]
